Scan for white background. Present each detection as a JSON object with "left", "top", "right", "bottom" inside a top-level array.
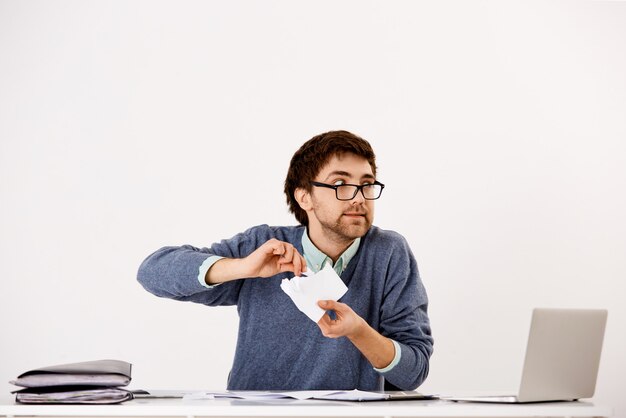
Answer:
[{"left": 1, "top": 0, "right": 625, "bottom": 415}]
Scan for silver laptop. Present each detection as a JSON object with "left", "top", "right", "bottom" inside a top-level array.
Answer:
[{"left": 447, "top": 308, "right": 607, "bottom": 403}]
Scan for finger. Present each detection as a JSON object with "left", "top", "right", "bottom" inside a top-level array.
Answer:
[
  {"left": 317, "top": 322, "right": 328, "bottom": 337},
  {"left": 317, "top": 302, "right": 336, "bottom": 321},
  {"left": 279, "top": 244, "right": 294, "bottom": 265},
  {"left": 317, "top": 302, "right": 339, "bottom": 326},
  {"left": 319, "top": 300, "right": 344, "bottom": 311},
  {"left": 288, "top": 249, "right": 306, "bottom": 276},
  {"left": 316, "top": 316, "right": 333, "bottom": 334},
  {"left": 271, "top": 242, "right": 286, "bottom": 256},
  {"left": 259, "top": 239, "right": 283, "bottom": 257},
  {"left": 292, "top": 252, "right": 303, "bottom": 276},
  {"left": 278, "top": 262, "right": 297, "bottom": 274},
  {"left": 299, "top": 253, "right": 307, "bottom": 273},
  {"left": 317, "top": 317, "right": 340, "bottom": 339},
  {"left": 317, "top": 313, "right": 330, "bottom": 326},
  {"left": 263, "top": 238, "right": 285, "bottom": 255}
]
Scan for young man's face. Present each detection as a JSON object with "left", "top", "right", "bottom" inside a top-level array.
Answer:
[{"left": 305, "top": 152, "right": 376, "bottom": 244}]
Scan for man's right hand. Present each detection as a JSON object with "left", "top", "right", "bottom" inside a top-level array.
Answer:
[
  {"left": 243, "top": 238, "right": 307, "bottom": 278},
  {"left": 205, "top": 239, "right": 307, "bottom": 285}
]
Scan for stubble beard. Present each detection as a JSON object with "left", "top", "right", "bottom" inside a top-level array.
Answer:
[{"left": 318, "top": 212, "right": 372, "bottom": 246}]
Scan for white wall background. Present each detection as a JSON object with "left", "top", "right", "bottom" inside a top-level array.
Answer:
[{"left": 1, "top": 0, "right": 625, "bottom": 415}]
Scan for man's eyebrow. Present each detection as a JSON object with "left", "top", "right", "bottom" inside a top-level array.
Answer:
[
  {"left": 323, "top": 171, "right": 376, "bottom": 182},
  {"left": 324, "top": 171, "right": 350, "bottom": 181}
]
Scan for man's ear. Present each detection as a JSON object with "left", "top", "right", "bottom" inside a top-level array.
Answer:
[{"left": 294, "top": 187, "right": 312, "bottom": 211}]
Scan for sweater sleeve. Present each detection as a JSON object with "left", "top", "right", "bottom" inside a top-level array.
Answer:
[
  {"left": 376, "top": 235, "right": 433, "bottom": 390},
  {"left": 136, "top": 225, "right": 270, "bottom": 306}
]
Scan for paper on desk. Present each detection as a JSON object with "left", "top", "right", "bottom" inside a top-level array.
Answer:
[
  {"left": 142, "top": 389, "right": 435, "bottom": 402},
  {"left": 180, "top": 390, "right": 390, "bottom": 401},
  {"left": 280, "top": 263, "right": 348, "bottom": 322},
  {"left": 283, "top": 389, "right": 389, "bottom": 401}
]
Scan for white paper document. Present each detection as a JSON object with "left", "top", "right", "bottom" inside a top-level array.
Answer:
[
  {"left": 280, "top": 263, "right": 348, "bottom": 322},
  {"left": 181, "top": 389, "right": 397, "bottom": 401},
  {"left": 136, "top": 389, "right": 434, "bottom": 402},
  {"left": 284, "top": 389, "right": 392, "bottom": 401}
]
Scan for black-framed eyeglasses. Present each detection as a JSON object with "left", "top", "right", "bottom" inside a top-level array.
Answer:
[{"left": 310, "top": 181, "right": 385, "bottom": 201}]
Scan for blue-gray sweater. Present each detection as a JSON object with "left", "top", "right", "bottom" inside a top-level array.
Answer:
[{"left": 137, "top": 224, "right": 433, "bottom": 391}]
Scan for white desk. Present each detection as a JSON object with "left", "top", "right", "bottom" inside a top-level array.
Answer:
[{"left": 0, "top": 396, "right": 612, "bottom": 418}]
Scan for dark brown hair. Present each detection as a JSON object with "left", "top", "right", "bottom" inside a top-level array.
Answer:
[{"left": 284, "top": 130, "right": 377, "bottom": 226}]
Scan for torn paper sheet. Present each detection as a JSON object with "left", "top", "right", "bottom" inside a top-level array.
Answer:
[{"left": 280, "top": 263, "right": 348, "bottom": 322}]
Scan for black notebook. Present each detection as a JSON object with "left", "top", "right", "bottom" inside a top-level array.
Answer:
[{"left": 11, "top": 359, "right": 131, "bottom": 388}]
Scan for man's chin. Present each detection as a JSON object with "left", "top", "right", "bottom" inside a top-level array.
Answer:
[
  {"left": 319, "top": 218, "right": 372, "bottom": 242},
  {"left": 340, "top": 222, "right": 371, "bottom": 239}
]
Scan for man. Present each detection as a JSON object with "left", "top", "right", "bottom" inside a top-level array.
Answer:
[{"left": 137, "top": 130, "right": 433, "bottom": 391}]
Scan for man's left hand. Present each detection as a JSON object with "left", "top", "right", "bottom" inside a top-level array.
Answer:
[
  {"left": 317, "top": 300, "right": 396, "bottom": 369},
  {"left": 316, "top": 300, "right": 366, "bottom": 338}
]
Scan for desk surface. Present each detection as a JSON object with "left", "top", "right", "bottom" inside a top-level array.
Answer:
[{"left": 0, "top": 396, "right": 612, "bottom": 418}]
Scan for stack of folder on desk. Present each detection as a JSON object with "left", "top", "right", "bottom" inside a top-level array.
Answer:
[{"left": 10, "top": 359, "right": 133, "bottom": 404}]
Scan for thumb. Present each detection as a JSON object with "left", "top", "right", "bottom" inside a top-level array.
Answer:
[{"left": 318, "top": 300, "right": 338, "bottom": 309}]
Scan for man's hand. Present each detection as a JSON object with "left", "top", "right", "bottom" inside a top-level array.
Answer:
[
  {"left": 206, "top": 239, "right": 306, "bottom": 284},
  {"left": 243, "top": 238, "right": 307, "bottom": 278},
  {"left": 317, "top": 299, "right": 395, "bottom": 369},
  {"left": 316, "top": 300, "right": 366, "bottom": 338}
]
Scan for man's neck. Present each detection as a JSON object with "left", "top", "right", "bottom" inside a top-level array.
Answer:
[{"left": 307, "top": 225, "right": 355, "bottom": 263}]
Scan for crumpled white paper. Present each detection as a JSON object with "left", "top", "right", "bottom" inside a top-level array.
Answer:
[{"left": 280, "top": 263, "right": 348, "bottom": 322}]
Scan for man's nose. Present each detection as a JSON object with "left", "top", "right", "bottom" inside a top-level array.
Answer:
[{"left": 350, "top": 189, "right": 366, "bottom": 204}]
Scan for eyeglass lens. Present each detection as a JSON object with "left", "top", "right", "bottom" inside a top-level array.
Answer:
[{"left": 336, "top": 184, "right": 382, "bottom": 200}]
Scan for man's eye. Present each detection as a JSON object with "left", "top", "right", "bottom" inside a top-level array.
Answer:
[{"left": 333, "top": 180, "right": 346, "bottom": 186}]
